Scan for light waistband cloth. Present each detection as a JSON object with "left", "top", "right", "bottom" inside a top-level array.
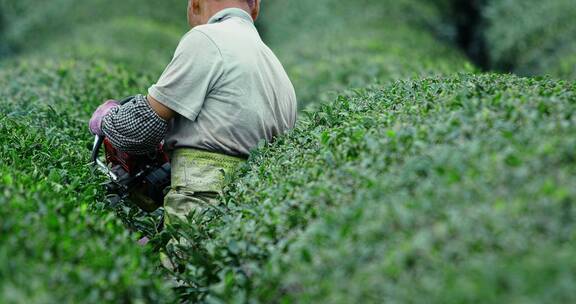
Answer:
[
  {"left": 171, "top": 148, "right": 246, "bottom": 193},
  {"left": 165, "top": 148, "right": 245, "bottom": 222}
]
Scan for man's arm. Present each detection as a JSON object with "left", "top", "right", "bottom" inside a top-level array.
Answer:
[
  {"left": 148, "top": 95, "right": 175, "bottom": 121},
  {"left": 91, "top": 29, "right": 221, "bottom": 153},
  {"left": 101, "top": 95, "right": 170, "bottom": 155}
]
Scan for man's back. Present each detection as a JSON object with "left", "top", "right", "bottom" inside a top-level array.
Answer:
[
  {"left": 149, "top": 8, "right": 297, "bottom": 157},
  {"left": 91, "top": 1, "right": 295, "bottom": 224}
]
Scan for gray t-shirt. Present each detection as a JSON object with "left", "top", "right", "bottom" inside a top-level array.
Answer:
[{"left": 148, "top": 8, "right": 297, "bottom": 157}]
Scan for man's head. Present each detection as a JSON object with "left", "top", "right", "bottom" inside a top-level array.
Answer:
[{"left": 187, "top": 0, "right": 260, "bottom": 28}]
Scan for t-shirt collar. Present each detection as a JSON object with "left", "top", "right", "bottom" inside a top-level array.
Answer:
[{"left": 208, "top": 8, "right": 254, "bottom": 24}]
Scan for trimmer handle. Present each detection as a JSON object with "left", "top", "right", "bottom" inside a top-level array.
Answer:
[
  {"left": 91, "top": 135, "right": 105, "bottom": 165},
  {"left": 90, "top": 95, "right": 134, "bottom": 165}
]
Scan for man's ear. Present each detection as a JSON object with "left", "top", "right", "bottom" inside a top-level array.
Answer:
[
  {"left": 251, "top": 0, "right": 260, "bottom": 21},
  {"left": 188, "top": 0, "right": 201, "bottom": 27},
  {"left": 190, "top": 0, "right": 200, "bottom": 15}
]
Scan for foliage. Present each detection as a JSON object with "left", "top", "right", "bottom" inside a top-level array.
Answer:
[
  {"left": 153, "top": 1, "right": 576, "bottom": 302},
  {"left": 0, "top": 61, "right": 174, "bottom": 303},
  {"left": 253, "top": 74, "right": 576, "bottom": 302},
  {"left": 165, "top": 74, "right": 576, "bottom": 303},
  {"left": 483, "top": 0, "right": 576, "bottom": 79},
  {"left": 0, "top": 0, "right": 187, "bottom": 57},
  {"left": 0, "top": 1, "right": 186, "bottom": 302},
  {"left": 258, "top": 0, "right": 469, "bottom": 108},
  {"left": 1, "top": 0, "right": 575, "bottom": 303},
  {"left": 145, "top": 2, "right": 469, "bottom": 300}
]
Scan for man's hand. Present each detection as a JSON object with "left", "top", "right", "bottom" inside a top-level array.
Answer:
[
  {"left": 147, "top": 95, "right": 175, "bottom": 121},
  {"left": 89, "top": 100, "right": 120, "bottom": 136}
]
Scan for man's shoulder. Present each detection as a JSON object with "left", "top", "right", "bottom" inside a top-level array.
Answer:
[
  {"left": 191, "top": 20, "right": 260, "bottom": 50},
  {"left": 178, "top": 27, "right": 221, "bottom": 54},
  {"left": 188, "top": 23, "right": 224, "bottom": 40}
]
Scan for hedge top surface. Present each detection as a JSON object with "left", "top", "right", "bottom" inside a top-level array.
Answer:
[
  {"left": 0, "top": 0, "right": 469, "bottom": 302},
  {"left": 0, "top": 1, "right": 188, "bottom": 301},
  {"left": 166, "top": 73, "right": 576, "bottom": 302},
  {"left": 3, "top": 0, "right": 574, "bottom": 303},
  {"left": 253, "top": 73, "right": 576, "bottom": 303}
]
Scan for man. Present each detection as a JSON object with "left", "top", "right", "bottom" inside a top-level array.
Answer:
[{"left": 88, "top": 0, "right": 297, "bottom": 225}]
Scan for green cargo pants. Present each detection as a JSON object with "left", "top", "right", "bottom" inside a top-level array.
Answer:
[{"left": 164, "top": 148, "right": 245, "bottom": 224}]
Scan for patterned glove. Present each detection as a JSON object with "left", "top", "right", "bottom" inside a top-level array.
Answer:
[{"left": 89, "top": 100, "right": 120, "bottom": 136}]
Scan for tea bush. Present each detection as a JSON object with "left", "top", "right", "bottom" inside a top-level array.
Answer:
[
  {"left": 483, "top": 0, "right": 576, "bottom": 79},
  {"left": 168, "top": 73, "right": 576, "bottom": 302},
  {"left": 1, "top": 0, "right": 575, "bottom": 303},
  {"left": 149, "top": 1, "right": 472, "bottom": 301},
  {"left": 157, "top": 1, "right": 576, "bottom": 302},
  {"left": 251, "top": 74, "right": 576, "bottom": 302},
  {"left": 0, "top": 61, "right": 176, "bottom": 302},
  {"left": 0, "top": 1, "right": 186, "bottom": 302}
]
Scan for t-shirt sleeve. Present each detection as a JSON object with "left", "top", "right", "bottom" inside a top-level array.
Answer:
[{"left": 148, "top": 29, "right": 223, "bottom": 121}]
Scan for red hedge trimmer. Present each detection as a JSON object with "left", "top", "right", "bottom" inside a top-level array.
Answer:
[{"left": 90, "top": 96, "right": 171, "bottom": 213}]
